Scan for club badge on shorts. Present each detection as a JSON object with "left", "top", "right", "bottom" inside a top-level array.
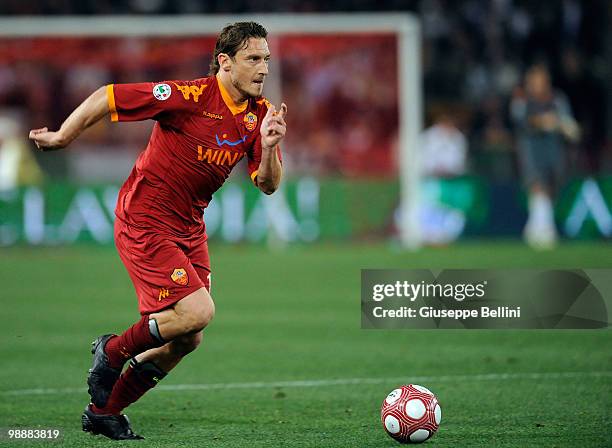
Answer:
[
  {"left": 244, "top": 112, "right": 257, "bottom": 131},
  {"left": 171, "top": 268, "right": 188, "bottom": 286},
  {"left": 153, "top": 83, "right": 172, "bottom": 101}
]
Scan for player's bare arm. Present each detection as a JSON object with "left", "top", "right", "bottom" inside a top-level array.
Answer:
[
  {"left": 28, "top": 86, "right": 109, "bottom": 151},
  {"left": 257, "top": 102, "right": 287, "bottom": 194}
]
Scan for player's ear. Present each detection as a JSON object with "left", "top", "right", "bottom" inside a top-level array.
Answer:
[{"left": 218, "top": 53, "right": 232, "bottom": 72}]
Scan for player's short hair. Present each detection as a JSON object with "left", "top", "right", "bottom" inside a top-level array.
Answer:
[{"left": 209, "top": 22, "right": 268, "bottom": 75}]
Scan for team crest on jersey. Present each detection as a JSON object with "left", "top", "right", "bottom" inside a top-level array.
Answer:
[
  {"left": 153, "top": 83, "right": 172, "bottom": 101},
  {"left": 244, "top": 112, "right": 258, "bottom": 131},
  {"left": 171, "top": 268, "right": 188, "bottom": 286}
]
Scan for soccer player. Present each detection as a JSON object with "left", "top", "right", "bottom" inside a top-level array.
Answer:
[
  {"left": 510, "top": 64, "right": 578, "bottom": 249},
  {"left": 28, "top": 22, "right": 286, "bottom": 440}
]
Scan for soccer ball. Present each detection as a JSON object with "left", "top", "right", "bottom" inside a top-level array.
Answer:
[{"left": 380, "top": 384, "right": 441, "bottom": 444}]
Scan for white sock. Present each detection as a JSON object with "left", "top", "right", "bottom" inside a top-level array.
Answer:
[{"left": 525, "top": 192, "right": 557, "bottom": 248}]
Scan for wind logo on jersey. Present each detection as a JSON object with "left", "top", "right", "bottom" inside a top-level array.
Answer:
[
  {"left": 198, "top": 145, "right": 243, "bottom": 166},
  {"left": 153, "top": 83, "right": 172, "bottom": 101},
  {"left": 171, "top": 268, "right": 189, "bottom": 286},
  {"left": 173, "top": 83, "right": 207, "bottom": 103},
  {"left": 158, "top": 288, "right": 171, "bottom": 301},
  {"left": 215, "top": 133, "right": 247, "bottom": 147},
  {"left": 244, "top": 112, "right": 258, "bottom": 131}
]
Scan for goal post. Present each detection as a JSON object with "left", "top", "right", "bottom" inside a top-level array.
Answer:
[{"left": 0, "top": 13, "right": 422, "bottom": 248}]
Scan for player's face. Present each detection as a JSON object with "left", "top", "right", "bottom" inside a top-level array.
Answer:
[
  {"left": 525, "top": 68, "right": 550, "bottom": 98},
  {"left": 230, "top": 38, "right": 270, "bottom": 99}
]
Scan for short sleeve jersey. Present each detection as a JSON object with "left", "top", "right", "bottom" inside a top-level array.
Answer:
[{"left": 108, "top": 75, "right": 281, "bottom": 237}]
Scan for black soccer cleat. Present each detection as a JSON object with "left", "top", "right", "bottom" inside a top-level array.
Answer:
[
  {"left": 82, "top": 404, "right": 144, "bottom": 440},
  {"left": 87, "top": 334, "right": 121, "bottom": 408}
]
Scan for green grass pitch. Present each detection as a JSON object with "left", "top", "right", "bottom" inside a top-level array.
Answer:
[{"left": 1, "top": 242, "right": 611, "bottom": 447}]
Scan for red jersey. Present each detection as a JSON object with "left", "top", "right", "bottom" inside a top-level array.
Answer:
[{"left": 107, "top": 75, "right": 280, "bottom": 237}]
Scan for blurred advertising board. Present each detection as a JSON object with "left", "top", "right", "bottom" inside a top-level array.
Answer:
[{"left": 1, "top": 177, "right": 610, "bottom": 246}]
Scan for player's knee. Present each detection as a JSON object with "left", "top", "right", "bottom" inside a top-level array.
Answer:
[
  {"left": 169, "top": 331, "right": 203, "bottom": 357},
  {"left": 192, "top": 297, "right": 215, "bottom": 331},
  {"left": 178, "top": 289, "right": 215, "bottom": 332}
]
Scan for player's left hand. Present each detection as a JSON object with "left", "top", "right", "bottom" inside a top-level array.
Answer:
[{"left": 260, "top": 103, "right": 287, "bottom": 150}]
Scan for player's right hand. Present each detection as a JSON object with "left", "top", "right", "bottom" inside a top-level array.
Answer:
[{"left": 28, "top": 127, "right": 67, "bottom": 151}]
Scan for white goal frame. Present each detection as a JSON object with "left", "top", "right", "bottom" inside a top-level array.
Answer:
[{"left": 0, "top": 13, "right": 422, "bottom": 248}]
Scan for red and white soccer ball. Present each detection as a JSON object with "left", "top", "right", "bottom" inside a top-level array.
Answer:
[{"left": 380, "top": 384, "right": 441, "bottom": 444}]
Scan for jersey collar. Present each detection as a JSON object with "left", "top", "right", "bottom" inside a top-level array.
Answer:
[{"left": 216, "top": 74, "right": 248, "bottom": 116}]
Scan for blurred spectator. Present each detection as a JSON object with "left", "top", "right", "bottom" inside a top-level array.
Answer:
[
  {"left": 420, "top": 114, "right": 467, "bottom": 178},
  {"left": 510, "top": 64, "right": 579, "bottom": 248},
  {"left": 416, "top": 112, "right": 469, "bottom": 246},
  {"left": 0, "top": 112, "right": 44, "bottom": 191}
]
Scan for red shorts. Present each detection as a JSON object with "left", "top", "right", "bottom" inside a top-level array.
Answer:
[{"left": 114, "top": 219, "right": 211, "bottom": 315}]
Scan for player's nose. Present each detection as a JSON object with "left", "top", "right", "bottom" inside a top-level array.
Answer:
[{"left": 259, "top": 61, "right": 268, "bottom": 75}]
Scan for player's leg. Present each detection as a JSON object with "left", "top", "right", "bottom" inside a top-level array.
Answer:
[
  {"left": 84, "top": 227, "right": 212, "bottom": 439},
  {"left": 90, "top": 330, "right": 203, "bottom": 416},
  {"left": 100, "top": 282, "right": 214, "bottom": 368},
  {"left": 83, "top": 289, "right": 212, "bottom": 439},
  {"left": 88, "top": 226, "right": 211, "bottom": 409},
  {"left": 140, "top": 236, "right": 213, "bottom": 369},
  {"left": 136, "top": 329, "right": 204, "bottom": 371},
  {"left": 525, "top": 151, "right": 557, "bottom": 249},
  {"left": 91, "top": 287, "right": 213, "bottom": 415},
  {"left": 136, "top": 236, "right": 213, "bottom": 374},
  {"left": 148, "top": 286, "right": 215, "bottom": 341},
  {"left": 88, "top": 287, "right": 214, "bottom": 406},
  {"left": 519, "top": 139, "right": 557, "bottom": 248}
]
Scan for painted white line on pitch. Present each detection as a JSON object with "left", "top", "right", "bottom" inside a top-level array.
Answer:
[{"left": 1, "top": 371, "right": 610, "bottom": 397}]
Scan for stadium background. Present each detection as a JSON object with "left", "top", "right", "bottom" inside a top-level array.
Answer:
[{"left": 1, "top": 1, "right": 611, "bottom": 447}]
